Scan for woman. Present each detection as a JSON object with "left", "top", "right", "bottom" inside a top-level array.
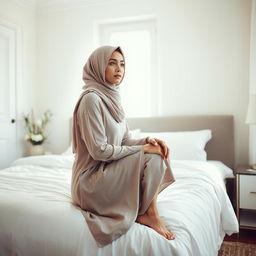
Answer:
[{"left": 71, "top": 45, "right": 175, "bottom": 247}]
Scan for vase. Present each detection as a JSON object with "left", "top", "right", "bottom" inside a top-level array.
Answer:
[{"left": 29, "top": 144, "right": 45, "bottom": 156}]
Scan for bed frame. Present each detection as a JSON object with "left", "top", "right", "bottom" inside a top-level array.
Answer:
[{"left": 127, "top": 115, "right": 234, "bottom": 169}]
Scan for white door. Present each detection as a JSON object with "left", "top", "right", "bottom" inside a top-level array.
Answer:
[{"left": 0, "top": 24, "right": 17, "bottom": 169}]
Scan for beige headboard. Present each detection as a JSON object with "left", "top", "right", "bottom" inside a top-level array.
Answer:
[
  {"left": 70, "top": 115, "right": 234, "bottom": 169},
  {"left": 127, "top": 115, "right": 234, "bottom": 169}
]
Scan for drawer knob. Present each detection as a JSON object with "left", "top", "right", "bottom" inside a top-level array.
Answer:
[{"left": 250, "top": 191, "right": 256, "bottom": 194}]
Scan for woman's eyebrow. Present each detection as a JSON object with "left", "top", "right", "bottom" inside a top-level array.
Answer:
[{"left": 109, "top": 58, "right": 125, "bottom": 62}]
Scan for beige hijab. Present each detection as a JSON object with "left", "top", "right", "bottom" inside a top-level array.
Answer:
[{"left": 72, "top": 45, "right": 125, "bottom": 153}]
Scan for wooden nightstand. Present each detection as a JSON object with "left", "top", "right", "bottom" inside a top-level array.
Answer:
[{"left": 236, "top": 165, "right": 256, "bottom": 230}]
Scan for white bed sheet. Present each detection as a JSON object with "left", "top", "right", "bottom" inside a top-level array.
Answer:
[{"left": 0, "top": 155, "right": 238, "bottom": 256}]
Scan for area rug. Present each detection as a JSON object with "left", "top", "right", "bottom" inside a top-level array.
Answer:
[{"left": 218, "top": 241, "right": 256, "bottom": 256}]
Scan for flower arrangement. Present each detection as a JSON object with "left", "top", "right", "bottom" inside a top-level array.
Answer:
[{"left": 22, "top": 109, "right": 53, "bottom": 145}]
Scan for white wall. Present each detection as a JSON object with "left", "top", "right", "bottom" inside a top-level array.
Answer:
[
  {"left": 0, "top": 0, "right": 251, "bottom": 165},
  {"left": 36, "top": 0, "right": 251, "bottom": 165},
  {"left": 158, "top": 0, "right": 251, "bottom": 166},
  {"left": 0, "top": 0, "right": 37, "bottom": 157}
]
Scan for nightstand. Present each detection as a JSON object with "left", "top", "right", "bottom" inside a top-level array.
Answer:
[{"left": 236, "top": 165, "right": 256, "bottom": 230}]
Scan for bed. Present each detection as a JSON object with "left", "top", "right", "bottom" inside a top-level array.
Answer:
[{"left": 0, "top": 115, "right": 238, "bottom": 256}]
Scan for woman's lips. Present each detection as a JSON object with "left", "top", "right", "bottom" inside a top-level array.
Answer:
[{"left": 114, "top": 75, "right": 122, "bottom": 79}]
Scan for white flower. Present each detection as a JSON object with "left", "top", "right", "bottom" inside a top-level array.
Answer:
[
  {"left": 31, "top": 134, "right": 43, "bottom": 142},
  {"left": 22, "top": 109, "right": 52, "bottom": 145},
  {"left": 36, "top": 119, "right": 42, "bottom": 127}
]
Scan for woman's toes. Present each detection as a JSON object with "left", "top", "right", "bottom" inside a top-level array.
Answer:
[
  {"left": 170, "top": 233, "right": 176, "bottom": 240},
  {"left": 166, "top": 233, "right": 171, "bottom": 240},
  {"left": 159, "top": 232, "right": 167, "bottom": 239},
  {"left": 166, "top": 231, "right": 175, "bottom": 240}
]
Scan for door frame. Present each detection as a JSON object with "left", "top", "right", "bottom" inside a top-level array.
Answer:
[{"left": 0, "top": 17, "right": 22, "bottom": 160}]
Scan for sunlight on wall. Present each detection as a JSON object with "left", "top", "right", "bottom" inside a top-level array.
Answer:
[
  {"left": 97, "top": 16, "right": 157, "bottom": 117},
  {"left": 109, "top": 30, "right": 151, "bottom": 117}
]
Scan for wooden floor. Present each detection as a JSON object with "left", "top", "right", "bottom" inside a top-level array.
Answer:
[{"left": 224, "top": 229, "right": 256, "bottom": 243}]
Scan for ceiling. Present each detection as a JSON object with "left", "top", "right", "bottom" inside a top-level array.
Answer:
[{"left": 16, "top": 0, "right": 129, "bottom": 10}]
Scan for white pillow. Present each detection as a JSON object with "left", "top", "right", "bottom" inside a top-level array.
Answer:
[
  {"left": 140, "top": 129, "right": 212, "bottom": 161},
  {"left": 128, "top": 129, "right": 141, "bottom": 139}
]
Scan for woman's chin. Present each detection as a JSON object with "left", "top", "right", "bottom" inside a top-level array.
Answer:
[{"left": 106, "top": 79, "right": 121, "bottom": 86}]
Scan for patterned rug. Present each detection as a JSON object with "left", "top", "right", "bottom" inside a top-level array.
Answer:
[{"left": 218, "top": 241, "right": 256, "bottom": 256}]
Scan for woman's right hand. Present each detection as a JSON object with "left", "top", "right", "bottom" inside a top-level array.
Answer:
[{"left": 142, "top": 144, "right": 165, "bottom": 158}]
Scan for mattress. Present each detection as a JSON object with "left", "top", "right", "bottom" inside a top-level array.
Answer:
[{"left": 0, "top": 154, "right": 238, "bottom": 256}]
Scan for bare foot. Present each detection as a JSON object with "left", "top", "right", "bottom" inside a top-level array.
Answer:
[{"left": 136, "top": 212, "right": 175, "bottom": 240}]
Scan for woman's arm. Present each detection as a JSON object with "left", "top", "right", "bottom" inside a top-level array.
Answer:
[{"left": 77, "top": 94, "right": 143, "bottom": 162}]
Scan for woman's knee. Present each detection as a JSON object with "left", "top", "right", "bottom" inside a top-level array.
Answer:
[{"left": 144, "top": 153, "right": 164, "bottom": 171}]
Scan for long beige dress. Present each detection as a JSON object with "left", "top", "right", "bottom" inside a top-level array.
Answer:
[{"left": 71, "top": 92, "right": 175, "bottom": 247}]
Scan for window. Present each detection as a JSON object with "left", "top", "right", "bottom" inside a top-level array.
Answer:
[{"left": 96, "top": 17, "right": 158, "bottom": 117}]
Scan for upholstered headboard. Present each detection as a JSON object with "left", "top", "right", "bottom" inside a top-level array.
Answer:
[
  {"left": 127, "top": 115, "right": 234, "bottom": 169},
  {"left": 70, "top": 115, "right": 234, "bottom": 169}
]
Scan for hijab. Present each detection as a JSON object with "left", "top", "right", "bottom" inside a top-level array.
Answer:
[{"left": 72, "top": 45, "right": 125, "bottom": 153}]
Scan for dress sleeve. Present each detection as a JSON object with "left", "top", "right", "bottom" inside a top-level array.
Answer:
[
  {"left": 121, "top": 120, "right": 148, "bottom": 146},
  {"left": 77, "top": 94, "right": 143, "bottom": 162}
]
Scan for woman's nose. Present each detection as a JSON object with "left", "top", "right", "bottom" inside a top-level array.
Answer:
[{"left": 116, "top": 63, "right": 122, "bottom": 71}]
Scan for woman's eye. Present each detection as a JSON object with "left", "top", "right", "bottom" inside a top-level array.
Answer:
[{"left": 108, "top": 62, "right": 125, "bottom": 67}]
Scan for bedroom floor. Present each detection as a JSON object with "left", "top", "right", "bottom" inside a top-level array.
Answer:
[{"left": 224, "top": 229, "right": 256, "bottom": 243}]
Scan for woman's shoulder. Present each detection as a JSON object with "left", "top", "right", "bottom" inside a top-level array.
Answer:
[
  {"left": 83, "top": 92, "right": 101, "bottom": 102},
  {"left": 79, "top": 92, "right": 103, "bottom": 112},
  {"left": 81, "top": 92, "right": 102, "bottom": 105}
]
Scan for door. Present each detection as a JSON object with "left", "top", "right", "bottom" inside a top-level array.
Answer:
[{"left": 0, "top": 24, "right": 17, "bottom": 169}]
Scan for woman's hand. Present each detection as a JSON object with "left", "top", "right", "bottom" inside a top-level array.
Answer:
[
  {"left": 143, "top": 143, "right": 165, "bottom": 158},
  {"left": 146, "top": 137, "right": 170, "bottom": 159}
]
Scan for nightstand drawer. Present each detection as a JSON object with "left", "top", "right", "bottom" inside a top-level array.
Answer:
[{"left": 240, "top": 175, "right": 256, "bottom": 210}]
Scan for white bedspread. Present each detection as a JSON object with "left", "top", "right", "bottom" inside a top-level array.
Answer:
[{"left": 0, "top": 155, "right": 238, "bottom": 256}]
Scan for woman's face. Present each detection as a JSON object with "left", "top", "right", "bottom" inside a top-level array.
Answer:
[{"left": 105, "top": 51, "right": 125, "bottom": 85}]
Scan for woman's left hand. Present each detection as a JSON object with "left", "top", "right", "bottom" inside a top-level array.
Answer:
[{"left": 146, "top": 137, "right": 169, "bottom": 159}]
